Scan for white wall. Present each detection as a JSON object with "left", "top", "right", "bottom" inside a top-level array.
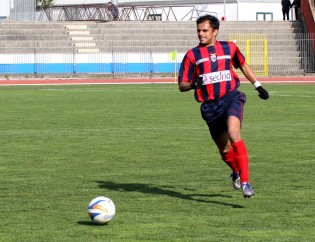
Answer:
[
  {"left": 179, "top": 1, "right": 291, "bottom": 21},
  {"left": 195, "top": 3, "right": 238, "bottom": 21},
  {"left": 237, "top": 2, "right": 283, "bottom": 21},
  {"left": 54, "top": 0, "right": 104, "bottom": 4},
  {"left": 51, "top": 0, "right": 292, "bottom": 21},
  {"left": 167, "top": 2, "right": 284, "bottom": 21},
  {"left": 131, "top": 3, "right": 238, "bottom": 21},
  {"left": 0, "top": 0, "right": 12, "bottom": 17},
  {"left": 191, "top": 1, "right": 286, "bottom": 21}
]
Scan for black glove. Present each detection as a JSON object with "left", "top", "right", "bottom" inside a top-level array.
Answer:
[
  {"left": 191, "top": 76, "right": 203, "bottom": 89},
  {"left": 256, "top": 86, "right": 269, "bottom": 100}
]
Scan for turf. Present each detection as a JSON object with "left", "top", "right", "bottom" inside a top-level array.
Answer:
[{"left": 0, "top": 83, "right": 314, "bottom": 241}]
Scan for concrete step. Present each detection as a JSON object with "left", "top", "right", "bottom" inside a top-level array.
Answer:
[
  {"left": 269, "top": 66, "right": 304, "bottom": 75},
  {"left": 0, "top": 41, "right": 72, "bottom": 48},
  {"left": 97, "top": 21, "right": 302, "bottom": 29},
  {"left": 99, "top": 28, "right": 295, "bottom": 35},
  {"left": 0, "top": 35, "right": 70, "bottom": 40},
  {"left": 0, "top": 23, "right": 66, "bottom": 29},
  {"left": 76, "top": 48, "right": 100, "bottom": 53},
  {"left": 74, "top": 43, "right": 97, "bottom": 47},
  {"left": 98, "top": 46, "right": 195, "bottom": 52},
  {"left": 268, "top": 56, "right": 302, "bottom": 65},
  {"left": 0, "top": 47, "right": 73, "bottom": 53},
  {"left": 0, "top": 29, "right": 71, "bottom": 35},
  {"left": 268, "top": 46, "right": 298, "bottom": 52},
  {"left": 65, "top": 25, "right": 88, "bottom": 30},
  {"left": 98, "top": 33, "right": 196, "bottom": 41},
  {"left": 67, "top": 31, "right": 91, "bottom": 35},
  {"left": 0, "top": 21, "right": 302, "bottom": 30},
  {"left": 71, "top": 36, "right": 94, "bottom": 41},
  {"left": 0, "top": 22, "right": 99, "bottom": 29}
]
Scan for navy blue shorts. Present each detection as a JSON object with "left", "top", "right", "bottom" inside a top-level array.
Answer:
[{"left": 200, "top": 90, "right": 246, "bottom": 140}]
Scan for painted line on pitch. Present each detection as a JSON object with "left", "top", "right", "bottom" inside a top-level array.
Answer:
[{"left": 0, "top": 78, "right": 315, "bottom": 86}]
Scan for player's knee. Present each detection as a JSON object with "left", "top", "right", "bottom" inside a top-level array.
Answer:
[
  {"left": 217, "top": 143, "right": 232, "bottom": 155},
  {"left": 229, "top": 130, "right": 241, "bottom": 143}
]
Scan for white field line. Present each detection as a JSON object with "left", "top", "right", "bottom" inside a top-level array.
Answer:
[
  {"left": 0, "top": 82, "right": 174, "bottom": 86},
  {"left": 0, "top": 80, "right": 315, "bottom": 86}
]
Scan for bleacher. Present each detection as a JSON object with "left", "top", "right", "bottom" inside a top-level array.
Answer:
[{"left": 0, "top": 20, "right": 308, "bottom": 75}]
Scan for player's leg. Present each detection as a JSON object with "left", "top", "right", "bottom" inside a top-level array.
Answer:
[
  {"left": 202, "top": 104, "right": 239, "bottom": 176},
  {"left": 201, "top": 101, "right": 240, "bottom": 190},
  {"left": 226, "top": 91, "right": 255, "bottom": 198},
  {"left": 215, "top": 132, "right": 238, "bottom": 173},
  {"left": 227, "top": 117, "right": 255, "bottom": 198},
  {"left": 227, "top": 116, "right": 247, "bottom": 180},
  {"left": 214, "top": 132, "right": 241, "bottom": 190}
]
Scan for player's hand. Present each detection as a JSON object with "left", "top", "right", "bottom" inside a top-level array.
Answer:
[
  {"left": 256, "top": 86, "right": 269, "bottom": 100},
  {"left": 192, "top": 77, "right": 203, "bottom": 89}
]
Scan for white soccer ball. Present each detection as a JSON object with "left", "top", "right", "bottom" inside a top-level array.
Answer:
[{"left": 88, "top": 196, "right": 116, "bottom": 224}]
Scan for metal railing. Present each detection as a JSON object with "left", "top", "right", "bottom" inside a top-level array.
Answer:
[
  {"left": 0, "top": 33, "right": 314, "bottom": 76},
  {"left": 37, "top": 4, "right": 216, "bottom": 22}
]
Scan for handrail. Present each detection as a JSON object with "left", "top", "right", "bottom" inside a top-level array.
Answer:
[{"left": 301, "top": 0, "right": 315, "bottom": 54}]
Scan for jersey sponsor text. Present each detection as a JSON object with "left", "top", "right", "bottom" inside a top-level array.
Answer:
[{"left": 200, "top": 70, "right": 232, "bottom": 85}]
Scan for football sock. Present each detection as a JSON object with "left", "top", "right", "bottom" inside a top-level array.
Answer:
[
  {"left": 221, "top": 147, "right": 239, "bottom": 174},
  {"left": 232, "top": 140, "right": 249, "bottom": 183}
]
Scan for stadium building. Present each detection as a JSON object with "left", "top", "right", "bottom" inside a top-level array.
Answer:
[
  {"left": 0, "top": 0, "right": 36, "bottom": 21},
  {"left": 0, "top": 0, "right": 296, "bottom": 21}
]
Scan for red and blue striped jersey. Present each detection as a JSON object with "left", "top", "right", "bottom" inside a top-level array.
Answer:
[{"left": 178, "top": 41, "right": 245, "bottom": 102}]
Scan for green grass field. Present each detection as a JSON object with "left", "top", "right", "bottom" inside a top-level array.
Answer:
[{"left": 0, "top": 83, "right": 314, "bottom": 241}]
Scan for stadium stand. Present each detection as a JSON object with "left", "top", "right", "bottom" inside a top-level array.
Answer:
[
  {"left": 0, "top": 20, "right": 308, "bottom": 75},
  {"left": 0, "top": 0, "right": 314, "bottom": 76}
]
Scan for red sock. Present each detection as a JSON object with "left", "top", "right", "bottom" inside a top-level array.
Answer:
[
  {"left": 232, "top": 140, "right": 249, "bottom": 183},
  {"left": 221, "top": 148, "right": 239, "bottom": 174}
]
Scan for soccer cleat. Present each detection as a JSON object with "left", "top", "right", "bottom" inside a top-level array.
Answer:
[
  {"left": 241, "top": 182, "right": 255, "bottom": 198},
  {"left": 230, "top": 173, "right": 241, "bottom": 190}
]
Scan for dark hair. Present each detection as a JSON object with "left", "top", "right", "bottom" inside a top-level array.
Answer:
[{"left": 196, "top": 15, "right": 220, "bottom": 30}]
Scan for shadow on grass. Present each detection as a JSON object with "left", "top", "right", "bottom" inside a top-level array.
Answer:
[
  {"left": 77, "top": 221, "right": 109, "bottom": 226},
  {"left": 96, "top": 181, "right": 244, "bottom": 208}
]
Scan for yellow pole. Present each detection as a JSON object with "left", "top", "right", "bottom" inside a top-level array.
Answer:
[
  {"left": 264, "top": 38, "right": 268, "bottom": 76},
  {"left": 169, "top": 50, "right": 177, "bottom": 82}
]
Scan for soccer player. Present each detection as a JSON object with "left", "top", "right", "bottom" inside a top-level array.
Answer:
[{"left": 178, "top": 14, "right": 269, "bottom": 198}]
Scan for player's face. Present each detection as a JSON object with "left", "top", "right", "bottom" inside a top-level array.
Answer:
[{"left": 197, "top": 21, "right": 218, "bottom": 47}]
